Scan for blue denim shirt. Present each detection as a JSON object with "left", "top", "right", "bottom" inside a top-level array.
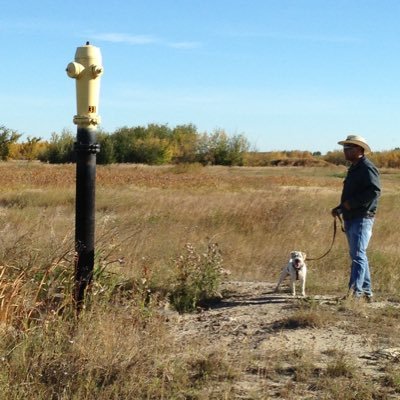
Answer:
[{"left": 340, "top": 156, "right": 381, "bottom": 220}]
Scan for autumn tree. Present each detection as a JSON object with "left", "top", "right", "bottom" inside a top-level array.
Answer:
[{"left": 0, "top": 125, "right": 21, "bottom": 160}]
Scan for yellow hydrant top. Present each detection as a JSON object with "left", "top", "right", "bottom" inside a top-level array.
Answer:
[{"left": 66, "top": 42, "right": 103, "bottom": 127}]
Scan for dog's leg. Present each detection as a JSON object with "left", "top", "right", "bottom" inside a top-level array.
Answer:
[
  {"left": 301, "top": 278, "right": 306, "bottom": 297},
  {"left": 275, "top": 269, "right": 288, "bottom": 292},
  {"left": 301, "top": 270, "right": 307, "bottom": 297},
  {"left": 291, "top": 278, "right": 296, "bottom": 297}
]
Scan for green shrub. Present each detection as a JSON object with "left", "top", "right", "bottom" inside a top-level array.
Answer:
[
  {"left": 38, "top": 130, "right": 75, "bottom": 163},
  {"left": 196, "top": 130, "right": 250, "bottom": 166},
  {"left": 96, "top": 131, "right": 115, "bottom": 165},
  {"left": 169, "top": 242, "right": 224, "bottom": 313}
]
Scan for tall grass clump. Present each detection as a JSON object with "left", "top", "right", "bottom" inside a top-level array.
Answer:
[
  {"left": 169, "top": 242, "right": 224, "bottom": 313},
  {"left": 0, "top": 296, "right": 218, "bottom": 399},
  {"left": 0, "top": 231, "right": 232, "bottom": 399},
  {"left": 276, "top": 303, "right": 335, "bottom": 330}
]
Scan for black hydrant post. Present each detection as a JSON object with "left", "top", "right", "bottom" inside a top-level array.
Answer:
[{"left": 66, "top": 42, "right": 104, "bottom": 309}]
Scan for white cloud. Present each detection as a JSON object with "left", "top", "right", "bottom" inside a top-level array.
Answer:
[
  {"left": 91, "top": 32, "right": 157, "bottom": 45},
  {"left": 91, "top": 32, "right": 201, "bottom": 49}
]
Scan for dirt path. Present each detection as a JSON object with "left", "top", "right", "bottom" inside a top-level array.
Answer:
[{"left": 167, "top": 281, "right": 400, "bottom": 399}]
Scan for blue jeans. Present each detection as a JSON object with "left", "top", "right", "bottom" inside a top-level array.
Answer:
[{"left": 344, "top": 217, "right": 374, "bottom": 297}]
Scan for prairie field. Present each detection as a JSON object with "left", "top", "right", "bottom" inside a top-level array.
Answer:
[{"left": 1, "top": 161, "right": 400, "bottom": 399}]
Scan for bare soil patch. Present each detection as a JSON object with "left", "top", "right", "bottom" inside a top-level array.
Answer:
[{"left": 167, "top": 281, "right": 400, "bottom": 399}]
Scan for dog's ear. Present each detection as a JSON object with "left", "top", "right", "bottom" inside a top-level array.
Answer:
[
  {"left": 302, "top": 252, "right": 307, "bottom": 260},
  {"left": 290, "top": 251, "right": 296, "bottom": 258}
]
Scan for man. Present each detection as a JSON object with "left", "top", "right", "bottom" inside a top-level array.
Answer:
[{"left": 332, "top": 134, "right": 381, "bottom": 300}]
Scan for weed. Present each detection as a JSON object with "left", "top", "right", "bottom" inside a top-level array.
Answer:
[
  {"left": 187, "top": 349, "right": 237, "bottom": 382},
  {"left": 275, "top": 304, "right": 335, "bottom": 330},
  {"left": 381, "top": 363, "right": 400, "bottom": 393},
  {"left": 169, "top": 241, "right": 224, "bottom": 313},
  {"left": 325, "top": 353, "right": 356, "bottom": 378},
  {"left": 291, "top": 352, "right": 320, "bottom": 383},
  {"left": 314, "top": 376, "right": 379, "bottom": 400},
  {"left": 168, "top": 162, "right": 204, "bottom": 174}
]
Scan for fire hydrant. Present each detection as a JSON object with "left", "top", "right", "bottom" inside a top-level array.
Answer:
[
  {"left": 66, "top": 42, "right": 104, "bottom": 309},
  {"left": 66, "top": 42, "right": 103, "bottom": 126}
]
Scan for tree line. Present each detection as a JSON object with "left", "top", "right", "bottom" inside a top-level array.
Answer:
[
  {"left": 1, "top": 124, "right": 250, "bottom": 166},
  {"left": 244, "top": 149, "right": 400, "bottom": 168},
  {"left": 2, "top": 124, "right": 400, "bottom": 168}
]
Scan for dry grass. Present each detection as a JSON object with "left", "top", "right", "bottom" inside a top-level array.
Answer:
[
  {"left": 274, "top": 302, "right": 336, "bottom": 330},
  {"left": 256, "top": 347, "right": 390, "bottom": 400},
  {"left": 1, "top": 161, "right": 400, "bottom": 398}
]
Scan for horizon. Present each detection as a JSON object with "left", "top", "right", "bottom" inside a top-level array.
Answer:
[{"left": 8, "top": 124, "right": 400, "bottom": 156}]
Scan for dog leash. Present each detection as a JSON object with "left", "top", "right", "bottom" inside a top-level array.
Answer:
[{"left": 306, "top": 215, "right": 345, "bottom": 261}]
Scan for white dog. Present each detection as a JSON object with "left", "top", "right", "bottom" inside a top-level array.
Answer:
[{"left": 275, "top": 251, "right": 307, "bottom": 297}]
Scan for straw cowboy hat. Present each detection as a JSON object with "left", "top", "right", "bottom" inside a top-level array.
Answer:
[{"left": 338, "top": 134, "right": 371, "bottom": 154}]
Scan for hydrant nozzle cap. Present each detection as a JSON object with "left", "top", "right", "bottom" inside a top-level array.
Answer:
[{"left": 66, "top": 62, "right": 84, "bottom": 78}]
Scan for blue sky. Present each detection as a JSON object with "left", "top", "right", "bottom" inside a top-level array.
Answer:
[{"left": 1, "top": 0, "right": 400, "bottom": 153}]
